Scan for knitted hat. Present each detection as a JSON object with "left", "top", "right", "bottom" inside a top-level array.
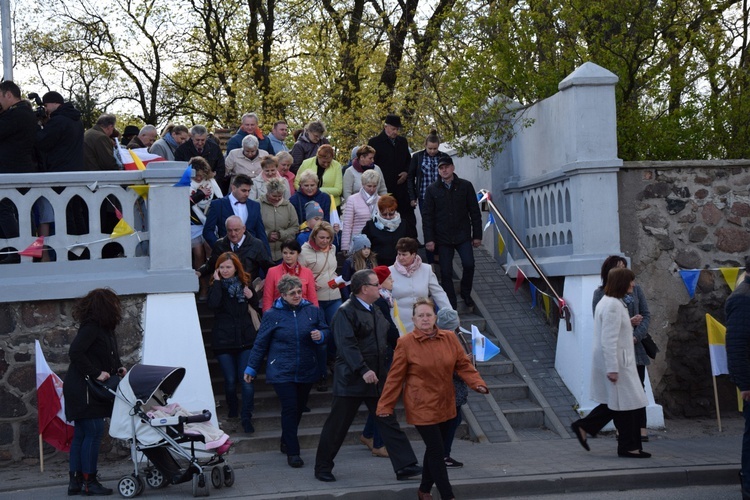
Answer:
[
  {"left": 304, "top": 201, "right": 324, "bottom": 221},
  {"left": 437, "top": 308, "right": 460, "bottom": 330},
  {"left": 350, "top": 234, "right": 370, "bottom": 254},
  {"left": 373, "top": 265, "right": 391, "bottom": 285},
  {"left": 42, "top": 91, "right": 64, "bottom": 104}
]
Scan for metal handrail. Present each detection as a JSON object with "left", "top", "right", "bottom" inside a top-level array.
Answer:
[{"left": 480, "top": 189, "right": 572, "bottom": 331}]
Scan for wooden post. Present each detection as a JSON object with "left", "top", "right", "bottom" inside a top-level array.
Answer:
[
  {"left": 713, "top": 375, "right": 722, "bottom": 432},
  {"left": 39, "top": 434, "right": 44, "bottom": 472}
]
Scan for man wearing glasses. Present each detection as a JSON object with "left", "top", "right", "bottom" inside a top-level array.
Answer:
[{"left": 315, "top": 270, "right": 421, "bottom": 482}]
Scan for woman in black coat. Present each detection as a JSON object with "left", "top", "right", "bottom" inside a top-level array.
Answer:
[
  {"left": 208, "top": 252, "right": 261, "bottom": 434},
  {"left": 362, "top": 195, "right": 416, "bottom": 267},
  {"left": 63, "top": 288, "right": 126, "bottom": 496}
]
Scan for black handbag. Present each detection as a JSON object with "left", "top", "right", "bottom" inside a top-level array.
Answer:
[
  {"left": 86, "top": 375, "right": 121, "bottom": 402},
  {"left": 641, "top": 334, "right": 659, "bottom": 359}
]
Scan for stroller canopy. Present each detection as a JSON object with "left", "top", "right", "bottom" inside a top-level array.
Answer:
[{"left": 128, "top": 365, "right": 186, "bottom": 404}]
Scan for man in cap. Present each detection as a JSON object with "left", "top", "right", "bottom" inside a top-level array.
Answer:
[
  {"left": 368, "top": 114, "right": 415, "bottom": 231},
  {"left": 422, "top": 156, "right": 482, "bottom": 309}
]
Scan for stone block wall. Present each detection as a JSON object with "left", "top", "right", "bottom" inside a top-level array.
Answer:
[
  {"left": 0, "top": 295, "right": 145, "bottom": 461},
  {"left": 618, "top": 161, "right": 750, "bottom": 417}
]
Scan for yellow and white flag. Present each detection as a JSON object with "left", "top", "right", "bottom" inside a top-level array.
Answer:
[{"left": 706, "top": 313, "right": 728, "bottom": 376}]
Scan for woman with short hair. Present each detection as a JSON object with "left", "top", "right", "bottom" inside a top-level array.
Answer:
[
  {"left": 341, "top": 169, "right": 382, "bottom": 253},
  {"left": 289, "top": 170, "right": 332, "bottom": 224},
  {"left": 362, "top": 195, "right": 417, "bottom": 267},
  {"left": 259, "top": 177, "right": 299, "bottom": 262},
  {"left": 342, "top": 145, "right": 388, "bottom": 203},
  {"left": 225, "top": 134, "right": 269, "bottom": 181}
]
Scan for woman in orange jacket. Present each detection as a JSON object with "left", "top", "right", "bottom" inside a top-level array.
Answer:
[{"left": 377, "top": 297, "right": 488, "bottom": 500}]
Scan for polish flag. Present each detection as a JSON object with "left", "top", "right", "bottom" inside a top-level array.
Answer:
[
  {"left": 35, "top": 340, "right": 74, "bottom": 451},
  {"left": 117, "top": 147, "right": 165, "bottom": 170}
]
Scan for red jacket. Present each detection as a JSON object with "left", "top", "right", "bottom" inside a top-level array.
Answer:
[{"left": 262, "top": 264, "right": 318, "bottom": 311}]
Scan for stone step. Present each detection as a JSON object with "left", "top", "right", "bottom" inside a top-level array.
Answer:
[
  {"left": 475, "top": 358, "right": 514, "bottom": 376},
  {"left": 498, "top": 400, "right": 545, "bottom": 428},
  {"left": 482, "top": 373, "right": 530, "bottom": 401}
]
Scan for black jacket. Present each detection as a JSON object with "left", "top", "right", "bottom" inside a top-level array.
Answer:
[
  {"left": 36, "top": 102, "right": 85, "bottom": 172},
  {"left": 63, "top": 322, "right": 122, "bottom": 421},
  {"left": 367, "top": 131, "right": 411, "bottom": 197},
  {"left": 361, "top": 218, "right": 417, "bottom": 267},
  {"left": 331, "top": 297, "right": 390, "bottom": 397},
  {"left": 407, "top": 149, "right": 450, "bottom": 201},
  {"left": 0, "top": 100, "right": 39, "bottom": 173},
  {"left": 208, "top": 278, "right": 261, "bottom": 354},
  {"left": 422, "top": 174, "right": 482, "bottom": 246},
  {"left": 727, "top": 276, "right": 750, "bottom": 391},
  {"left": 199, "top": 230, "right": 274, "bottom": 279},
  {"left": 175, "top": 139, "right": 226, "bottom": 180}
]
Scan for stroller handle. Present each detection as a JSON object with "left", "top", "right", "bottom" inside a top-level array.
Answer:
[{"left": 179, "top": 409, "right": 212, "bottom": 425}]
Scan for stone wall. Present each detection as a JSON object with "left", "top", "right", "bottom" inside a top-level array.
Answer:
[
  {"left": 0, "top": 295, "right": 145, "bottom": 461},
  {"left": 618, "top": 161, "right": 750, "bottom": 417}
]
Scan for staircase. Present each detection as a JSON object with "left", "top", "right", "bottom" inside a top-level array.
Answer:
[{"left": 197, "top": 246, "right": 578, "bottom": 453}]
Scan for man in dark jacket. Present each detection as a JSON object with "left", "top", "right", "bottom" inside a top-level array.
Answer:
[
  {"left": 314, "top": 270, "right": 421, "bottom": 483},
  {"left": 726, "top": 259, "right": 750, "bottom": 498},
  {"left": 225, "top": 113, "right": 273, "bottom": 155},
  {"left": 175, "top": 124, "right": 227, "bottom": 192},
  {"left": 83, "top": 114, "right": 118, "bottom": 171},
  {"left": 198, "top": 216, "right": 274, "bottom": 280},
  {"left": 368, "top": 114, "right": 415, "bottom": 231},
  {"left": 0, "top": 80, "right": 38, "bottom": 244},
  {"left": 36, "top": 91, "right": 84, "bottom": 172},
  {"left": 422, "top": 156, "right": 483, "bottom": 309}
]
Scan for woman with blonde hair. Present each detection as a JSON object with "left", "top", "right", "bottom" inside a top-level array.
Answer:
[
  {"left": 295, "top": 144, "right": 343, "bottom": 206},
  {"left": 341, "top": 168, "right": 382, "bottom": 253}
]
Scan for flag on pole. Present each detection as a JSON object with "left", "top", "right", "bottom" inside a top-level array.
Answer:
[
  {"left": 19, "top": 236, "right": 45, "bottom": 258},
  {"left": 329, "top": 194, "right": 341, "bottom": 229},
  {"left": 173, "top": 165, "right": 192, "bottom": 187},
  {"left": 117, "top": 147, "right": 164, "bottom": 170},
  {"left": 469, "top": 324, "right": 500, "bottom": 362},
  {"left": 706, "top": 313, "right": 728, "bottom": 376},
  {"left": 35, "top": 341, "right": 74, "bottom": 451}
]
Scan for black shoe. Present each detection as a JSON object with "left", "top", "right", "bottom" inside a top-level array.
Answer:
[
  {"left": 317, "top": 379, "right": 328, "bottom": 392},
  {"left": 617, "top": 450, "right": 651, "bottom": 458},
  {"left": 641, "top": 435, "right": 649, "bottom": 442},
  {"left": 462, "top": 294, "right": 475, "bottom": 308},
  {"left": 315, "top": 471, "right": 336, "bottom": 482},
  {"left": 571, "top": 422, "right": 590, "bottom": 451},
  {"left": 280, "top": 440, "right": 287, "bottom": 454},
  {"left": 68, "top": 471, "right": 82, "bottom": 496},
  {"left": 242, "top": 419, "right": 254, "bottom": 433},
  {"left": 444, "top": 456, "right": 463, "bottom": 468},
  {"left": 396, "top": 464, "right": 422, "bottom": 480},
  {"left": 288, "top": 455, "right": 304, "bottom": 468},
  {"left": 81, "top": 473, "right": 113, "bottom": 495}
]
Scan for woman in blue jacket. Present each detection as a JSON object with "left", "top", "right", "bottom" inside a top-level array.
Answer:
[{"left": 244, "top": 274, "right": 329, "bottom": 468}]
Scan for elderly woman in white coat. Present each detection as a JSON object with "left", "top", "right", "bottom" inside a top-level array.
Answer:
[
  {"left": 389, "top": 237, "right": 451, "bottom": 335},
  {"left": 571, "top": 267, "right": 650, "bottom": 458}
]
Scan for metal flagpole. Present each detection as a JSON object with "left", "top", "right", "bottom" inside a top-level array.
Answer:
[{"left": 0, "top": 0, "right": 12, "bottom": 81}]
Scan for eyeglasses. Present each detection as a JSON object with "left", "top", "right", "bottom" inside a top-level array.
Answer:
[
  {"left": 284, "top": 290, "right": 303, "bottom": 296},
  {"left": 363, "top": 282, "right": 380, "bottom": 287}
]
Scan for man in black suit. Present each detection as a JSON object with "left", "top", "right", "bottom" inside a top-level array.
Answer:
[
  {"left": 197, "top": 215, "right": 274, "bottom": 280},
  {"left": 368, "top": 114, "right": 415, "bottom": 231},
  {"left": 175, "top": 125, "right": 227, "bottom": 193},
  {"left": 203, "top": 174, "right": 270, "bottom": 253},
  {"left": 314, "top": 270, "right": 421, "bottom": 483}
]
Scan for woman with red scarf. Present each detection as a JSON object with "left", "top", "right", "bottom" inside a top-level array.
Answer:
[{"left": 262, "top": 239, "right": 318, "bottom": 311}]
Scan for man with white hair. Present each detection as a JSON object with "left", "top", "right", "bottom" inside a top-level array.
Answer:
[
  {"left": 226, "top": 112, "right": 273, "bottom": 155},
  {"left": 225, "top": 134, "right": 269, "bottom": 182},
  {"left": 127, "top": 125, "right": 158, "bottom": 149}
]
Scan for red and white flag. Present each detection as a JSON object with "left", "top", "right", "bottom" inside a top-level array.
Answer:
[
  {"left": 35, "top": 340, "right": 74, "bottom": 451},
  {"left": 117, "top": 147, "right": 165, "bottom": 171}
]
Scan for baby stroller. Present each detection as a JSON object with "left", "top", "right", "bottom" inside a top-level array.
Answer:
[{"left": 108, "top": 364, "right": 234, "bottom": 497}]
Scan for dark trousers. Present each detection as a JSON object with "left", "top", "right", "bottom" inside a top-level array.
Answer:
[
  {"left": 273, "top": 382, "right": 313, "bottom": 456},
  {"left": 443, "top": 406, "right": 462, "bottom": 457},
  {"left": 415, "top": 420, "right": 453, "bottom": 499},
  {"left": 576, "top": 403, "right": 642, "bottom": 453},
  {"left": 315, "top": 395, "right": 417, "bottom": 474},
  {"left": 742, "top": 402, "right": 750, "bottom": 495},
  {"left": 636, "top": 364, "right": 648, "bottom": 429},
  {"left": 438, "top": 240, "right": 475, "bottom": 309}
]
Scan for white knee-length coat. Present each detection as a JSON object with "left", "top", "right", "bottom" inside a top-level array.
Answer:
[{"left": 590, "top": 295, "right": 648, "bottom": 411}]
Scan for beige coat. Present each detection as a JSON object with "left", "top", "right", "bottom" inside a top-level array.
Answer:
[
  {"left": 590, "top": 295, "right": 648, "bottom": 411},
  {"left": 299, "top": 243, "right": 341, "bottom": 302},
  {"left": 258, "top": 197, "right": 299, "bottom": 261}
]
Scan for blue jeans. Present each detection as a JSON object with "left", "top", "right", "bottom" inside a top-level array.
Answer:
[
  {"left": 317, "top": 299, "right": 342, "bottom": 379},
  {"left": 437, "top": 240, "right": 475, "bottom": 309},
  {"left": 216, "top": 349, "right": 254, "bottom": 426},
  {"left": 443, "top": 407, "right": 462, "bottom": 457},
  {"left": 362, "top": 413, "right": 384, "bottom": 449},
  {"left": 69, "top": 418, "right": 105, "bottom": 474},
  {"left": 273, "top": 382, "right": 313, "bottom": 456}
]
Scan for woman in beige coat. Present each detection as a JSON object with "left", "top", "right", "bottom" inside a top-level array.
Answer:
[
  {"left": 571, "top": 267, "right": 650, "bottom": 458},
  {"left": 259, "top": 178, "right": 299, "bottom": 262}
]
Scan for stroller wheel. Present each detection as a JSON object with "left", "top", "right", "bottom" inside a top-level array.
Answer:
[
  {"left": 118, "top": 475, "right": 140, "bottom": 498},
  {"left": 223, "top": 465, "right": 235, "bottom": 487},
  {"left": 146, "top": 468, "right": 168, "bottom": 489},
  {"left": 210, "top": 466, "right": 223, "bottom": 489},
  {"left": 135, "top": 475, "right": 145, "bottom": 496},
  {"left": 191, "top": 472, "right": 209, "bottom": 497}
]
